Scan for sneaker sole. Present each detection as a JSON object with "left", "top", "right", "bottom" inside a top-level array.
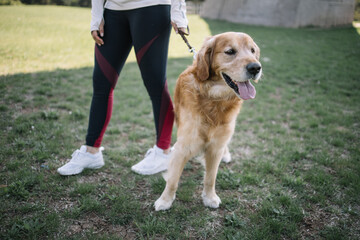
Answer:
[
  {"left": 57, "top": 168, "right": 84, "bottom": 176},
  {"left": 57, "top": 163, "right": 104, "bottom": 176},
  {"left": 87, "top": 163, "right": 105, "bottom": 169},
  {"left": 131, "top": 165, "right": 167, "bottom": 175}
]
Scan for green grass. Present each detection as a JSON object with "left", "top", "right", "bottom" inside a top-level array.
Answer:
[{"left": 1, "top": 5, "right": 360, "bottom": 239}]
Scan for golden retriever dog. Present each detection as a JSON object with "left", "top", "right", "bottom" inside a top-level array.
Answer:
[{"left": 155, "top": 32, "right": 262, "bottom": 211}]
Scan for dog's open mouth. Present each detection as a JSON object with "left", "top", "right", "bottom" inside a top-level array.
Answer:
[{"left": 221, "top": 73, "right": 256, "bottom": 100}]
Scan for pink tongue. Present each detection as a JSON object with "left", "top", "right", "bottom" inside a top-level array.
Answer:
[{"left": 237, "top": 80, "right": 256, "bottom": 100}]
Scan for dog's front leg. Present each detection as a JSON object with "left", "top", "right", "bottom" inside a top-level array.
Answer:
[
  {"left": 154, "top": 147, "right": 191, "bottom": 211},
  {"left": 202, "top": 146, "right": 224, "bottom": 208}
]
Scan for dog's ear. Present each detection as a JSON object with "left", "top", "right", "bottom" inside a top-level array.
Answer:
[{"left": 195, "top": 36, "right": 215, "bottom": 81}]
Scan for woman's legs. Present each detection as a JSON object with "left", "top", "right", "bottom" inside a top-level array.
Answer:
[
  {"left": 129, "top": 5, "right": 174, "bottom": 175},
  {"left": 86, "top": 9, "right": 133, "bottom": 148},
  {"left": 58, "top": 9, "right": 133, "bottom": 175},
  {"left": 129, "top": 5, "right": 174, "bottom": 150}
]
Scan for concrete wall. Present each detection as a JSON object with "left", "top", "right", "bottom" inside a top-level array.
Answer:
[{"left": 200, "top": 0, "right": 356, "bottom": 28}]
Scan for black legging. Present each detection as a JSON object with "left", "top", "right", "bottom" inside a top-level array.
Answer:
[{"left": 86, "top": 5, "right": 174, "bottom": 149}]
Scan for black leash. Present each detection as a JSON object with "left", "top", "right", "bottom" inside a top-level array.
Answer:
[{"left": 178, "top": 29, "right": 197, "bottom": 59}]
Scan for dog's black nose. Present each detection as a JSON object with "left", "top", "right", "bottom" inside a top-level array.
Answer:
[{"left": 246, "top": 62, "right": 261, "bottom": 76}]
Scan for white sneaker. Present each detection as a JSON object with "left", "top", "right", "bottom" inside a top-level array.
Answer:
[
  {"left": 131, "top": 145, "right": 171, "bottom": 175},
  {"left": 57, "top": 146, "right": 105, "bottom": 176}
]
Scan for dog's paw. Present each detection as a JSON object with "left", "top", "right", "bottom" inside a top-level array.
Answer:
[
  {"left": 221, "top": 151, "right": 232, "bottom": 163},
  {"left": 154, "top": 197, "right": 174, "bottom": 211},
  {"left": 202, "top": 193, "right": 221, "bottom": 208},
  {"left": 221, "top": 148, "right": 232, "bottom": 163}
]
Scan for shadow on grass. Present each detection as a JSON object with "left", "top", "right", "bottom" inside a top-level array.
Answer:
[{"left": 0, "top": 56, "right": 193, "bottom": 159}]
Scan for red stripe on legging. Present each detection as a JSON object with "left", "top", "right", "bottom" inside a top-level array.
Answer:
[
  {"left": 157, "top": 103, "right": 174, "bottom": 149},
  {"left": 95, "top": 45, "right": 119, "bottom": 88},
  {"left": 94, "top": 88, "right": 114, "bottom": 147},
  {"left": 157, "top": 82, "right": 174, "bottom": 149},
  {"left": 136, "top": 35, "right": 159, "bottom": 64}
]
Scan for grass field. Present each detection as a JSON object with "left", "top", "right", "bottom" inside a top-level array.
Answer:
[{"left": 1, "top": 5, "right": 360, "bottom": 239}]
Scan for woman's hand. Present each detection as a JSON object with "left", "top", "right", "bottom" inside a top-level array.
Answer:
[
  {"left": 91, "top": 19, "right": 105, "bottom": 46},
  {"left": 171, "top": 21, "right": 188, "bottom": 35}
]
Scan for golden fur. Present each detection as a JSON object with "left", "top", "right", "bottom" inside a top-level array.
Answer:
[{"left": 155, "top": 32, "right": 262, "bottom": 210}]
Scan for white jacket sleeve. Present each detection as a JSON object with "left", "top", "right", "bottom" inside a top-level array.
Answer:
[
  {"left": 171, "top": 0, "right": 188, "bottom": 29},
  {"left": 90, "top": 0, "right": 105, "bottom": 32}
]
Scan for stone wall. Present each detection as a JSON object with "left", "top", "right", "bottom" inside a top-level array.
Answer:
[{"left": 200, "top": 0, "right": 356, "bottom": 28}]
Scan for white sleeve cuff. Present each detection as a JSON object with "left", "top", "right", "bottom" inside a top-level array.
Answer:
[
  {"left": 90, "top": 0, "right": 105, "bottom": 31},
  {"left": 171, "top": 0, "right": 188, "bottom": 29}
]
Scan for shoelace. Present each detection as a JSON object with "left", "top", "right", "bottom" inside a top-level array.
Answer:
[
  {"left": 145, "top": 148, "right": 155, "bottom": 157},
  {"left": 70, "top": 147, "right": 105, "bottom": 160},
  {"left": 70, "top": 150, "right": 82, "bottom": 162}
]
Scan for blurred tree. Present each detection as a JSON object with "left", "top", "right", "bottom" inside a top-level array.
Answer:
[{"left": 355, "top": 0, "right": 360, "bottom": 21}]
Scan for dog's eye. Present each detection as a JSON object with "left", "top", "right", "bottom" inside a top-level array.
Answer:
[
  {"left": 225, "top": 49, "right": 236, "bottom": 55},
  {"left": 251, "top": 48, "right": 255, "bottom": 54}
]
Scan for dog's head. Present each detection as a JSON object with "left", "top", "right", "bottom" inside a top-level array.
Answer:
[{"left": 195, "top": 32, "right": 262, "bottom": 100}]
